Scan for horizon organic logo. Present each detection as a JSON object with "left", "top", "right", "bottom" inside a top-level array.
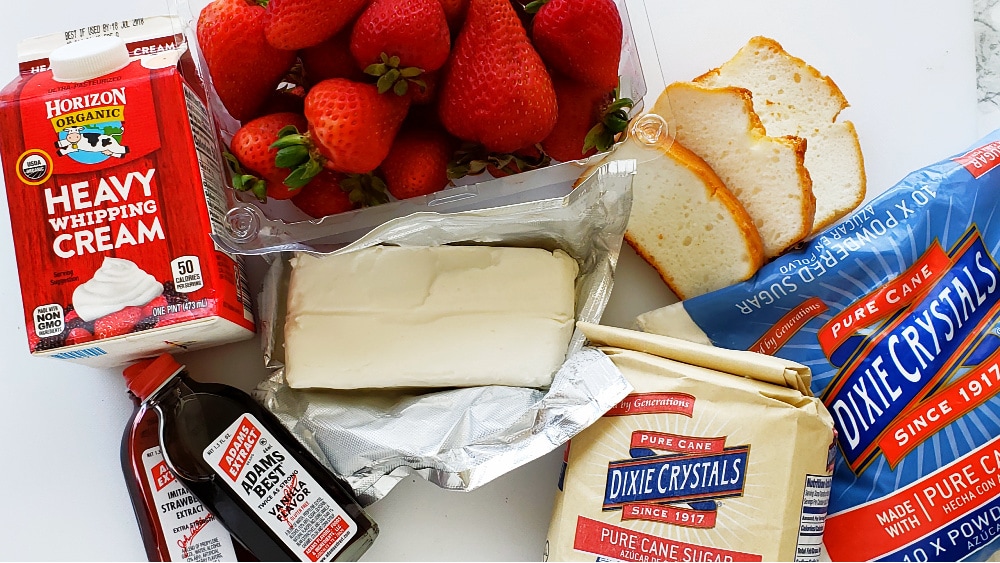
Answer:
[
  {"left": 45, "top": 87, "right": 126, "bottom": 120},
  {"left": 48, "top": 87, "right": 130, "bottom": 165}
]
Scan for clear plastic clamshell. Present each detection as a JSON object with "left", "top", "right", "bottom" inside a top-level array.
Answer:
[{"left": 166, "top": 0, "right": 658, "bottom": 254}]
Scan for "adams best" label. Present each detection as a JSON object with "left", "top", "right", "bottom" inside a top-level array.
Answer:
[{"left": 203, "top": 414, "right": 357, "bottom": 562}]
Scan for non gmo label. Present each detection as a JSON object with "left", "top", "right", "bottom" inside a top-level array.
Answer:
[
  {"left": 203, "top": 414, "right": 357, "bottom": 562},
  {"left": 141, "top": 446, "right": 238, "bottom": 562},
  {"left": 33, "top": 303, "right": 63, "bottom": 337},
  {"left": 171, "top": 255, "right": 203, "bottom": 293}
]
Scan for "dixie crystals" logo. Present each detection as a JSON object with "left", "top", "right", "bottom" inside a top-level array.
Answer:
[
  {"left": 822, "top": 228, "right": 1000, "bottom": 472},
  {"left": 599, "top": 394, "right": 750, "bottom": 530},
  {"left": 604, "top": 435, "right": 749, "bottom": 512}
]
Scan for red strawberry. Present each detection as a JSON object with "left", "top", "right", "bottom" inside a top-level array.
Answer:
[
  {"left": 381, "top": 128, "right": 455, "bottom": 199},
  {"left": 508, "top": 0, "right": 535, "bottom": 29},
  {"left": 301, "top": 31, "right": 367, "bottom": 83},
  {"left": 438, "top": 0, "right": 469, "bottom": 30},
  {"left": 528, "top": 0, "right": 623, "bottom": 90},
  {"left": 302, "top": 79, "right": 410, "bottom": 173},
  {"left": 264, "top": 0, "right": 368, "bottom": 51},
  {"left": 541, "top": 76, "right": 632, "bottom": 162},
  {"left": 292, "top": 171, "right": 356, "bottom": 217},
  {"left": 196, "top": 0, "right": 296, "bottom": 122},
  {"left": 65, "top": 327, "right": 94, "bottom": 346},
  {"left": 94, "top": 306, "right": 144, "bottom": 339},
  {"left": 228, "top": 112, "right": 309, "bottom": 200},
  {"left": 350, "top": 0, "right": 450, "bottom": 95},
  {"left": 63, "top": 308, "right": 84, "bottom": 330},
  {"left": 439, "top": 0, "right": 557, "bottom": 153}
]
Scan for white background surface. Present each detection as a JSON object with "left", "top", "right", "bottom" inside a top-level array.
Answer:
[{"left": 0, "top": 0, "right": 982, "bottom": 560}]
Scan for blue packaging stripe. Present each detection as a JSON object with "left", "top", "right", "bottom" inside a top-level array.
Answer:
[{"left": 51, "top": 346, "right": 107, "bottom": 359}]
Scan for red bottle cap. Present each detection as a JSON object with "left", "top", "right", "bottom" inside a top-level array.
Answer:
[{"left": 123, "top": 353, "right": 184, "bottom": 400}]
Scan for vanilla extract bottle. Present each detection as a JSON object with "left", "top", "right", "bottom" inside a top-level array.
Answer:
[
  {"left": 121, "top": 392, "right": 256, "bottom": 561},
  {"left": 123, "top": 354, "right": 378, "bottom": 562}
]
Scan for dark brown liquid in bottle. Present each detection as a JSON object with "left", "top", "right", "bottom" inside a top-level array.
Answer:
[
  {"left": 147, "top": 373, "right": 377, "bottom": 562},
  {"left": 121, "top": 393, "right": 257, "bottom": 561}
]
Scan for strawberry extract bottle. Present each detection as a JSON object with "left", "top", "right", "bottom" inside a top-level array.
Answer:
[
  {"left": 123, "top": 354, "right": 378, "bottom": 562},
  {"left": 121, "top": 393, "right": 256, "bottom": 561}
]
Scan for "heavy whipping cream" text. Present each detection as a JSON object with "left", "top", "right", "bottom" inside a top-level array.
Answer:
[{"left": 44, "top": 168, "right": 164, "bottom": 258}]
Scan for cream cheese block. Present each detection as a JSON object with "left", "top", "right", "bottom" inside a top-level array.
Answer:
[{"left": 283, "top": 245, "right": 580, "bottom": 389}]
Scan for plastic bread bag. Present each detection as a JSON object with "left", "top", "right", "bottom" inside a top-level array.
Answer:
[
  {"left": 636, "top": 129, "right": 1000, "bottom": 561},
  {"left": 253, "top": 159, "right": 636, "bottom": 504}
]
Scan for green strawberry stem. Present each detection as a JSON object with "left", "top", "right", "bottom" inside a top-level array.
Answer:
[
  {"left": 224, "top": 151, "right": 269, "bottom": 203},
  {"left": 523, "top": 0, "right": 550, "bottom": 15},
  {"left": 448, "top": 143, "right": 551, "bottom": 180},
  {"left": 340, "top": 173, "right": 390, "bottom": 207},
  {"left": 447, "top": 143, "right": 490, "bottom": 179},
  {"left": 583, "top": 88, "right": 635, "bottom": 154},
  {"left": 269, "top": 125, "right": 326, "bottom": 189},
  {"left": 365, "top": 53, "right": 426, "bottom": 97}
]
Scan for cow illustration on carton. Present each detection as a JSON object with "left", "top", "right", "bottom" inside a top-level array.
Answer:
[{"left": 56, "top": 125, "right": 129, "bottom": 161}]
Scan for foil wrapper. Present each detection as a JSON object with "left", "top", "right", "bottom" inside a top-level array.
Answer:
[{"left": 253, "top": 159, "right": 636, "bottom": 504}]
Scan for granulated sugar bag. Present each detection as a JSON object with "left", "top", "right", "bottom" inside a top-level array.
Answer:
[{"left": 545, "top": 323, "right": 835, "bottom": 562}]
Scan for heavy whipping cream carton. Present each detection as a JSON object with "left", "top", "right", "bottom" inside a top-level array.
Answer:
[
  {"left": 545, "top": 323, "right": 836, "bottom": 562},
  {"left": 0, "top": 19, "right": 254, "bottom": 368}
]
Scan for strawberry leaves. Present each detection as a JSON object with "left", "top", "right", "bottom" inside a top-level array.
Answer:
[
  {"left": 341, "top": 173, "right": 390, "bottom": 206},
  {"left": 583, "top": 90, "right": 634, "bottom": 153},
  {"left": 263, "top": 125, "right": 390, "bottom": 207},
  {"left": 365, "top": 53, "right": 427, "bottom": 96},
  {"left": 447, "top": 142, "right": 550, "bottom": 179},
  {"left": 522, "top": 0, "right": 549, "bottom": 14},
  {"left": 224, "top": 151, "right": 269, "bottom": 202},
  {"left": 269, "top": 125, "right": 326, "bottom": 189}
]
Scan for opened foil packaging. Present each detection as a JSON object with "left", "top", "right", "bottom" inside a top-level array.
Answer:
[{"left": 253, "top": 159, "right": 637, "bottom": 504}]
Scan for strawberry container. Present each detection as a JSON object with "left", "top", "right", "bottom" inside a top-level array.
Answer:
[{"left": 168, "top": 0, "right": 659, "bottom": 254}]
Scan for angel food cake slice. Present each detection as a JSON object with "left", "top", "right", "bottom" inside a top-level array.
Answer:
[
  {"left": 654, "top": 82, "right": 816, "bottom": 259},
  {"left": 604, "top": 131, "right": 764, "bottom": 300},
  {"left": 283, "top": 245, "right": 579, "bottom": 389},
  {"left": 695, "top": 36, "right": 866, "bottom": 234}
]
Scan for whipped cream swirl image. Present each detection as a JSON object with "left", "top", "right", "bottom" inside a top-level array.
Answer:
[{"left": 72, "top": 257, "right": 164, "bottom": 321}]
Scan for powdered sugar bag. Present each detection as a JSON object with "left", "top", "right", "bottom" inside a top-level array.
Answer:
[{"left": 637, "top": 129, "right": 1000, "bottom": 561}]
